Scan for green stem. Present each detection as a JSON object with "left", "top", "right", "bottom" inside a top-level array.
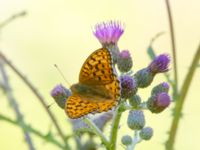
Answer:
[
  {"left": 109, "top": 104, "right": 124, "bottom": 150},
  {"left": 165, "top": 0, "right": 178, "bottom": 98},
  {"left": 166, "top": 44, "right": 200, "bottom": 150},
  {"left": 127, "top": 131, "right": 142, "bottom": 150},
  {"left": 83, "top": 118, "right": 110, "bottom": 149},
  {"left": 0, "top": 114, "right": 65, "bottom": 149},
  {"left": 0, "top": 52, "right": 70, "bottom": 149}
]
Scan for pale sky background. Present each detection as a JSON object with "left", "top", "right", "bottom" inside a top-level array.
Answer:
[{"left": 0, "top": 0, "right": 200, "bottom": 150}]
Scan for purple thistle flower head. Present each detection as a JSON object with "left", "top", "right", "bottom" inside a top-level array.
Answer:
[
  {"left": 51, "top": 84, "right": 71, "bottom": 109},
  {"left": 148, "top": 54, "right": 170, "bottom": 74},
  {"left": 120, "top": 75, "right": 137, "bottom": 99},
  {"left": 93, "top": 21, "right": 124, "bottom": 46},
  {"left": 147, "top": 92, "right": 171, "bottom": 113}
]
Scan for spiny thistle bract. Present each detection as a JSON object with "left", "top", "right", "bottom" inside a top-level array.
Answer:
[
  {"left": 129, "top": 94, "right": 141, "bottom": 108},
  {"left": 50, "top": 20, "right": 171, "bottom": 150}
]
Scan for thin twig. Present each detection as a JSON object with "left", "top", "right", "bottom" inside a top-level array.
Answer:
[
  {"left": 0, "top": 61, "right": 35, "bottom": 150},
  {"left": 165, "top": 0, "right": 178, "bottom": 98},
  {"left": 0, "top": 51, "right": 70, "bottom": 149},
  {"left": 0, "top": 114, "right": 65, "bottom": 149},
  {"left": 166, "top": 44, "right": 200, "bottom": 150},
  {"left": 0, "top": 11, "right": 26, "bottom": 29}
]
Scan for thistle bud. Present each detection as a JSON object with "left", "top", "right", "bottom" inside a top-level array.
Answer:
[
  {"left": 51, "top": 84, "right": 71, "bottom": 109},
  {"left": 120, "top": 75, "right": 137, "bottom": 99},
  {"left": 147, "top": 92, "right": 171, "bottom": 113},
  {"left": 127, "top": 110, "right": 145, "bottom": 130},
  {"left": 121, "top": 135, "right": 132, "bottom": 146},
  {"left": 139, "top": 127, "right": 153, "bottom": 140},
  {"left": 117, "top": 50, "right": 133, "bottom": 72}
]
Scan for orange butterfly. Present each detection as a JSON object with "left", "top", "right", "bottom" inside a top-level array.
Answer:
[{"left": 65, "top": 47, "right": 121, "bottom": 119}]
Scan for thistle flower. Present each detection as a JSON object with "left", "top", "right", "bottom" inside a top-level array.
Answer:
[
  {"left": 147, "top": 92, "right": 171, "bottom": 113},
  {"left": 127, "top": 110, "right": 145, "bottom": 130},
  {"left": 129, "top": 95, "right": 141, "bottom": 108},
  {"left": 120, "top": 75, "right": 137, "bottom": 99},
  {"left": 134, "top": 68, "right": 154, "bottom": 88},
  {"left": 51, "top": 84, "right": 71, "bottom": 109},
  {"left": 93, "top": 21, "right": 124, "bottom": 63},
  {"left": 93, "top": 21, "right": 124, "bottom": 46},
  {"left": 139, "top": 127, "right": 153, "bottom": 140},
  {"left": 117, "top": 50, "right": 133, "bottom": 72},
  {"left": 151, "top": 82, "right": 170, "bottom": 95},
  {"left": 148, "top": 54, "right": 170, "bottom": 74},
  {"left": 121, "top": 135, "right": 132, "bottom": 146}
]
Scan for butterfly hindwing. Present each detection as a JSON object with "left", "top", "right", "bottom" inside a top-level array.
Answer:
[
  {"left": 65, "top": 94, "right": 98, "bottom": 119},
  {"left": 65, "top": 94, "right": 118, "bottom": 119}
]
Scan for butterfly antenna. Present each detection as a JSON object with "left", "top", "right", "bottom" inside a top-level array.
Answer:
[
  {"left": 54, "top": 64, "right": 71, "bottom": 87},
  {"left": 47, "top": 102, "right": 55, "bottom": 109}
]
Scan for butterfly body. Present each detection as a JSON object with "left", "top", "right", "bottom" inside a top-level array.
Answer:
[{"left": 65, "top": 48, "right": 121, "bottom": 119}]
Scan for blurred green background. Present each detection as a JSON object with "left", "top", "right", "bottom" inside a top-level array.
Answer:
[{"left": 0, "top": 0, "right": 200, "bottom": 150}]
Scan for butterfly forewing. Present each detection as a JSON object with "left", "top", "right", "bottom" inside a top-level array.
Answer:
[{"left": 79, "top": 48, "right": 114, "bottom": 85}]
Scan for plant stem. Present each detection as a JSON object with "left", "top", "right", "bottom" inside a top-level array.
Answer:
[
  {"left": 0, "top": 114, "right": 65, "bottom": 149},
  {"left": 0, "top": 61, "right": 35, "bottom": 150},
  {"left": 165, "top": 0, "right": 178, "bottom": 98},
  {"left": 166, "top": 44, "right": 200, "bottom": 150},
  {"left": 83, "top": 117, "right": 110, "bottom": 149},
  {"left": 0, "top": 52, "right": 70, "bottom": 149},
  {"left": 109, "top": 104, "right": 124, "bottom": 150}
]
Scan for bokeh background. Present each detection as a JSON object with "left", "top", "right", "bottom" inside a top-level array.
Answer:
[{"left": 0, "top": 0, "right": 200, "bottom": 150}]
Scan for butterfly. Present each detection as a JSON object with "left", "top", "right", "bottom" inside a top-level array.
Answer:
[{"left": 65, "top": 47, "right": 121, "bottom": 119}]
